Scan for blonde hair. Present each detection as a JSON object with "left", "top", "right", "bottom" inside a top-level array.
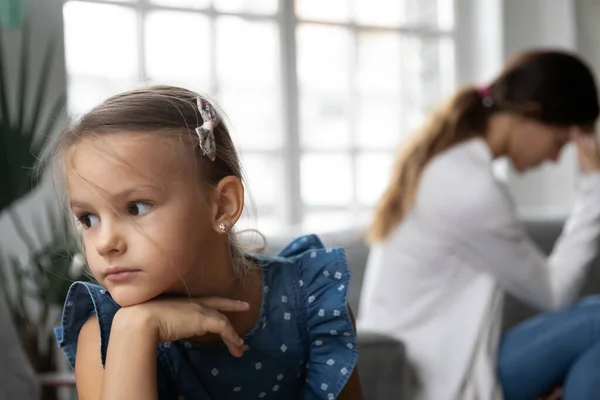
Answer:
[{"left": 368, "top": 87, "right": 487, "bottom": 243}]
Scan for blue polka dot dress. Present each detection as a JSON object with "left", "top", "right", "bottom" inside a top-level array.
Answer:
[{"left": 55, "top": 234, "right": 358, "bottom": 399}]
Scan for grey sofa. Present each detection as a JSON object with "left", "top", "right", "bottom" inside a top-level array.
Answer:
[{"left": 265, "top": 218, "right": 600, "bottom": 399}]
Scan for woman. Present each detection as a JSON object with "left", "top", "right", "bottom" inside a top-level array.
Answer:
[{"left": 357, "top": 50, "right": 600, "bottom": 400}]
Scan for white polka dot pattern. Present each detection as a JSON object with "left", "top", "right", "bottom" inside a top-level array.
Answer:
[{"left": 56, "top": 235, "right": 357, "bottom": 400}]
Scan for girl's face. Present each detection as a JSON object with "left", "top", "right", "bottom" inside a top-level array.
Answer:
[{"left": 66, "top": 132, "right": 224, "bottom": 307}]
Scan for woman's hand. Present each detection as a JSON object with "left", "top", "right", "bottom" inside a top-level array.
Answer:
[
  {"left": 573, "top": 128, "right": 600, "bottom": 172},
  {"left": 116, "top": 296, "right": 250, "bottom": 357}
]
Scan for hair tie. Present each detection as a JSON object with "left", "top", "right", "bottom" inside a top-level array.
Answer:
[
  {"left": 195, "top": 97, "right": 219, "bottom": 161},
  {"left": 477, "top": 86, "right": 494, "bottom": 108}
]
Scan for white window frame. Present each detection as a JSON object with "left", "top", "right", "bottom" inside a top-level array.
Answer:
[{"left": 64, "top": 0, "right": 457, "bottom": 230}]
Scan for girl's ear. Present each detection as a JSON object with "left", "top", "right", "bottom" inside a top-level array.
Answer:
[{"left": 210, "top": 176, "right": 244, "bottom": 233}]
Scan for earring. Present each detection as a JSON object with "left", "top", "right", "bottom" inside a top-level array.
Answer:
[{"left": 218, "top": 222, "right": 228, "bottom": 233}]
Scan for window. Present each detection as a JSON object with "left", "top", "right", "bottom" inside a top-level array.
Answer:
[{"left": 63, "top": 0, "right": 455, "bottom": 233}]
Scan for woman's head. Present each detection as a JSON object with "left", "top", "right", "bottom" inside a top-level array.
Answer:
[
  {"left": 369, "top": 50, "right": 599, "bottom": 243},
  {"left": 52, "top": 85, "right": 248, "bottom": 306},
  {"left": 482, "top": 50, "right": 599, "bottom": 170}
]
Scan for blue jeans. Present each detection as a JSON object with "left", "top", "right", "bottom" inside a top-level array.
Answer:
[{"left": 498, "top": 296, "right": 600, "bottom": 400}]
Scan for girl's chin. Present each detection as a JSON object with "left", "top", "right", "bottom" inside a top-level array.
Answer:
[{"left": 107, "top": 285, "right": 163, "bottom": 307}]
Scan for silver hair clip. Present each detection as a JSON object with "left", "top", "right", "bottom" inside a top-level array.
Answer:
[{"left": 195, "top": 97, "right": 218, "bottom": 161}]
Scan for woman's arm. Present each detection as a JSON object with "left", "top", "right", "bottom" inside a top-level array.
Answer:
[
  {"left": 442, "top": 172, "right": 600, "bottom": 311},
  {"left": 75, "top": 312, "right": 158, "bottom": 400},
  {"left": 419, "top": 137, "right": 600, "bottom": 311}
]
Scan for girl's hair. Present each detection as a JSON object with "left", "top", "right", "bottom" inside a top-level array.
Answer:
[
  {"left": 49, "top": 85, "right": 253, "bottom": 275},
  {"left": 368, "top": 49, "right": 600, "bottom": 243}
]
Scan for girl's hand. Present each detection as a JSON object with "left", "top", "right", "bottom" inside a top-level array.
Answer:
[
  {"left": 116, "top": 296, "right": 250, "bottom": 357},
  {"left": 572, "top": 128, "right": 600, "bottom": 172}
]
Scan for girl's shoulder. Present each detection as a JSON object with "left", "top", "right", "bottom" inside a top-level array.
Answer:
[
  {"left": 253, "top": 234, "right": 358, "bottom": 398},
  {"left": 255, "top": 234, "right": 352, "bottom": 315},
  {"left": 54, "top": 281, "right": 120, "bottom": 368}
]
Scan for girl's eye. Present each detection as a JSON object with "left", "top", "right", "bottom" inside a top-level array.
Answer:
[
  {"left": 126, "top": 201, "right": 153, "bottom": 217},
  {"left": 77, "top": 213, "right": 99, "bottom": 229}
]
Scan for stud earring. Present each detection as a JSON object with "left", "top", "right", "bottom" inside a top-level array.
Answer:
[{"left": 218, "top": 222, "right": 228, "bottom": 233}]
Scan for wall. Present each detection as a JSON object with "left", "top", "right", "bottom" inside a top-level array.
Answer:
[{"left": 576, "top": 0, "right": 600, "bottom": 95}]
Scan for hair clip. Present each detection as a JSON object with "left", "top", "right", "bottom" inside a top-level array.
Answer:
[
  {"left": 195, "top": 97, "right": 218, "bottom": 161},
  {"left": 477, "top": 86, "right": 494, "bottom": 108}
]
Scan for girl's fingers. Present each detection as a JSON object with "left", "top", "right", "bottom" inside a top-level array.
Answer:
[
  {"left": 196, "top": 297, "right": 250, "bottom": 312},
  {"left": 197, "top": 315, "right": 245, "bottom": 357}
]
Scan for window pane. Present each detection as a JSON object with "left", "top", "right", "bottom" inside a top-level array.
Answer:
[
  {"left": 68, "top": 76, "right": 138, "bottom": 115},
  {"left": 214, "top": 0, "right": 277, "bottom": 14},
  {"left": 149, "top": 0, "right": 210, "bottom": 9},
  {"left": 145, "top": 11, "right": 210, "bottom": 86},
  {"left": 401, "top": 36, "right": 453, "bottom": 112},
  {"left": 216, "top": 17, "right": 279, "bottom": 86},
  {"left": 354, "top": 0, "right": 402, "bottom": 26},
  {"left": 354, "top": 0, "right": 453, "bottom": 29},
  {"left": 218, "top": 86, "right": 282, "bottom": 150},
  {"left": 357, "top": 32, "right": 401, "bottom": 92},
  {"left": 300, "top": 91, "right": 351, "bottom": 149},
  {"left": 298, "top": 24, "right": 351, "bottom": 149},
  {"left": 356, "top": 33, "right": 403, "bottom": 149},
  {"left": 356, "top": 95, "right": 402, "bottom": 149},
  {"left": 301, "top": 154, "right": 352, "bottom": 206},
  {"left": 241, "top": 154, "right": 281, "bottom": 207},
  {"left": 405, "top": 0, "right": 453, "bottom": 29},
  {"left": 296, "top": 0, "right": 351, "bottom": 22},
  {"left": 356, "top": 152, "right": 394, "bottom": 206},
  {"left": 297, "top": 24, "right": 352, "bottom": 91},
  {"left": 63, "top": 2, "right": 137, "bottom": 78},
  {"left": 405, "top": 109, "right": 427, "bottom": 133}
]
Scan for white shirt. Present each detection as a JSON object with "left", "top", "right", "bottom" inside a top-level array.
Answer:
[{"left": 357, "top": 138, "right": 600, "bottom": 400}]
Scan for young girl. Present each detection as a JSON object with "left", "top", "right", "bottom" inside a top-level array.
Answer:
[
  {"left": 53, "top": 86, "right": 363, "bottom": 399},
  {"left": 358, "top": 50, "right": 600, "bottom": 400}
]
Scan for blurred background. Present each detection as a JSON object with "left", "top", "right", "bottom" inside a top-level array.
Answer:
[{"left": 1, "top": 0, "right": 600, "bottom": 399}]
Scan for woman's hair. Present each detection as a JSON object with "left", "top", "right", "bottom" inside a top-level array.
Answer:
[
  {"left": 368, "top": 49, "right": 600, "bottom": 243},
  {"left": 49, "top": 85, "right": 253, "bottom": 275}
]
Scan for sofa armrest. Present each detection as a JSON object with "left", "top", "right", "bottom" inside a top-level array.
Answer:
[{"left": 356, "top": 331, "right": 411, "bottom": 400}]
